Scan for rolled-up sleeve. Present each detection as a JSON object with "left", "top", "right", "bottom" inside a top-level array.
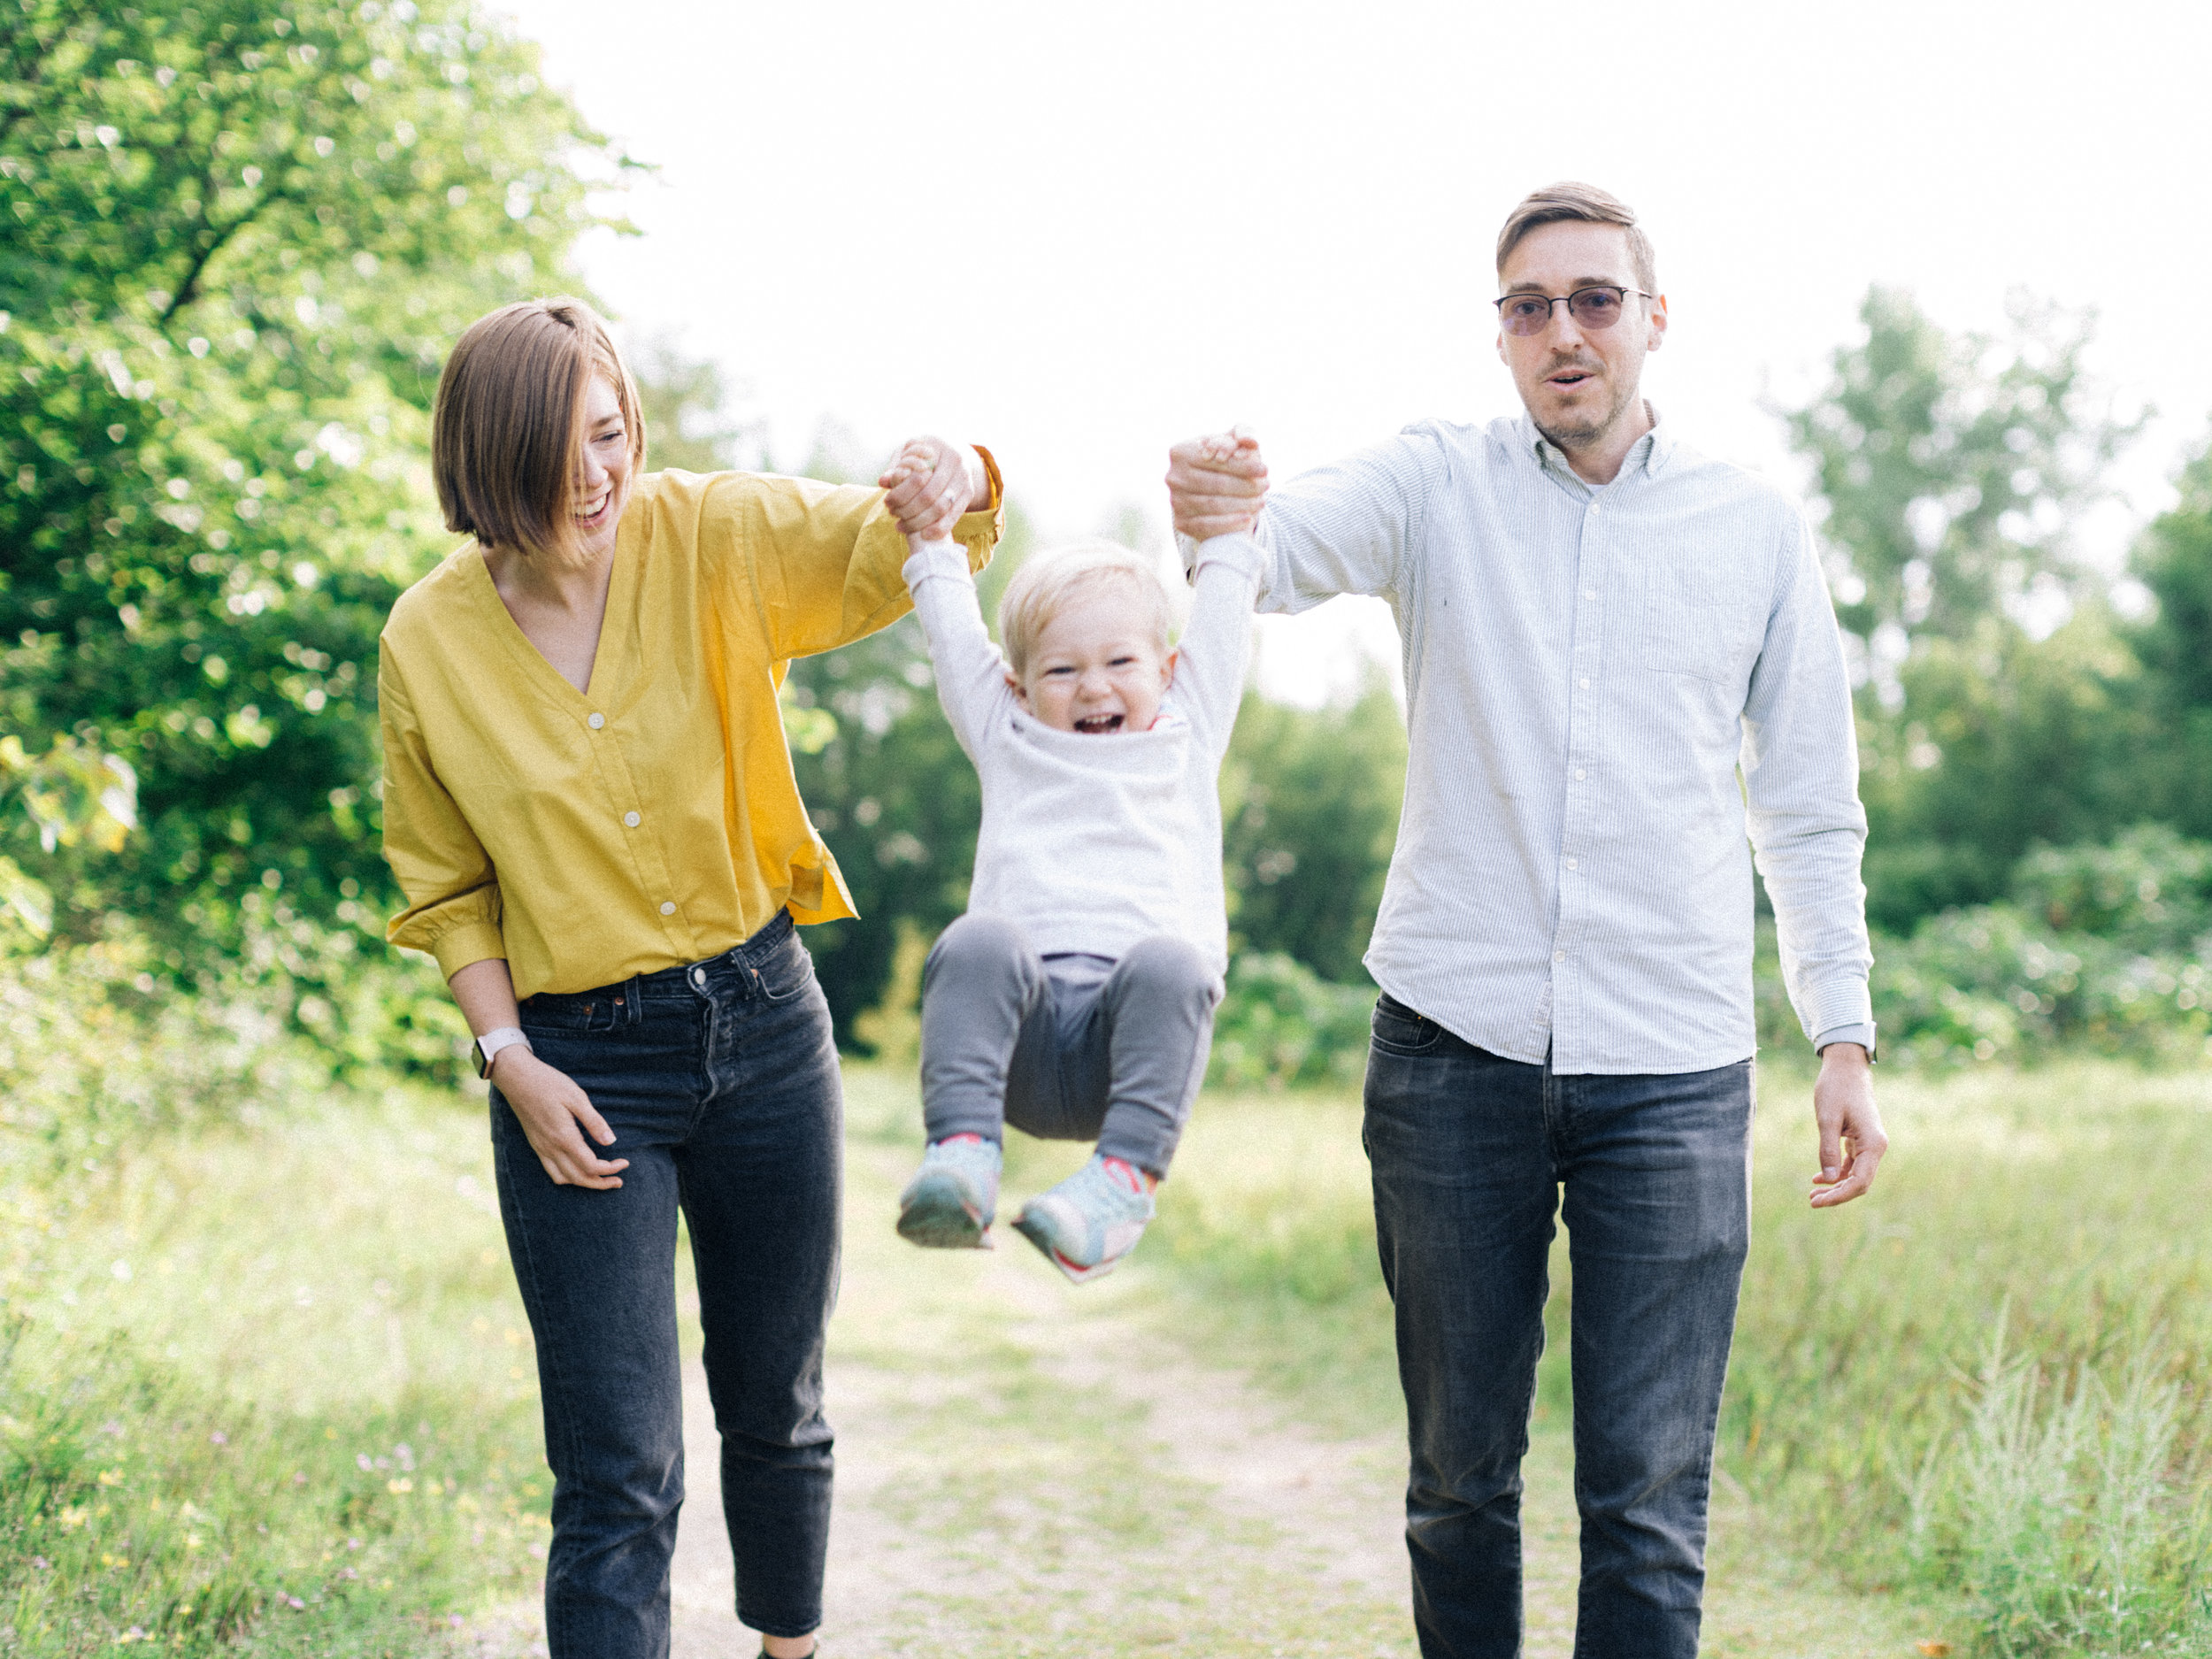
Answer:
[
  {"left": 746, "top": 447, "right": 1004, "bottom": 661},
  {"left": 380, "top": 650, "right": 507, "bottom": 979},
  {"left": 1740, "top": 512, "right": 1875, "bottom": 1048}
]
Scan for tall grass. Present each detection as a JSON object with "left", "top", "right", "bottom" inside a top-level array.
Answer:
[
  {"left": 1, "top": 942, "right": 544, "bottom": 1656},
  {"left": 1132, "top": 1060, "right": 2212, "bottom": 1655},
  {"left": 1904, "top": 1322, "right": 2212, "bottom": 1655}
]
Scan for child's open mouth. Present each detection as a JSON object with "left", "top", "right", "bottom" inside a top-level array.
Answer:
[{"left": 1073, "top": 714, "right": 1125, "bottom": 734}]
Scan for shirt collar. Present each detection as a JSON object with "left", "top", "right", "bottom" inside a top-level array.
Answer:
[{"left": 1520, "top": 401, "right": 1673, "bottom": 484}]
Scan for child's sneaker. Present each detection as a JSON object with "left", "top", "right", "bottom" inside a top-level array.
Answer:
[
  {"left": 896, "top": 1134, "right": 1002, "bottom": 1249},
  {"left": 1011, "top": 1154, "right": 1156, "bottom": 1284}
]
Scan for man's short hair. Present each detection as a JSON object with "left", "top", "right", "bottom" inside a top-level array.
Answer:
[
  {"left": 997, "top": 541, "right": 1174, "bottom": 681},
  {"left": 1495, "top": 182, "right": 1656, "bottom": 295},
  {"left": 431, "top": 296, "right": 646, "bottom": 563}
]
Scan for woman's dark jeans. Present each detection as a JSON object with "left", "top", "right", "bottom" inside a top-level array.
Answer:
[
  {"left": 1363, "top": 995, "right": 1753, "bottom": 1659},
  {"left": 491, "top": 912, "right": 841, "bottom": 1656}
]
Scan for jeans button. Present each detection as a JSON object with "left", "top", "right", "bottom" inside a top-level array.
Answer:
[{"left": 691, "top": 967, "right": 706, "bottom": 987}]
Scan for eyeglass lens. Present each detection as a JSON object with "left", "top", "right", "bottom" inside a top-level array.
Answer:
[{"left": 1498, "top": 287, "right": 1629, "bottom": 336}]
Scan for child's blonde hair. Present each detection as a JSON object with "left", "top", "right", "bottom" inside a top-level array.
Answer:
[{"left": 997, "top": 541, "right": 1175, "bottom": 680}]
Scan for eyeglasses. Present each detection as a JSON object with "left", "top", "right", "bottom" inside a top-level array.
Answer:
[{"left": 1493, "top": 285, "right": 1652, "bottom": 336}]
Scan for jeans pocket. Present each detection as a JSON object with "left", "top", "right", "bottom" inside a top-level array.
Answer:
[
  {"left": 753, "top": 933, "right": 819, "bottom": 1004},
  {"left": 518, "top": 989, "right": 611, "bottom": 1037},
  {"left": 1370, "top": 992, "right": 1442, "bottom": 1057}
]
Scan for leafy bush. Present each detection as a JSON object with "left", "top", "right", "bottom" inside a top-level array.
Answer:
[
  {"left": 1870, "top": 904, "right": 2208, "bottom": 1068},
  {"left": 1206, "top": 952, "right": 1374, "bottom": 1092},
  {"left": 0, "top": 923, "right": 467, "bottom": 1180},
  {"left": 2009, "top": 824, "right": 2212, "bottom": 954}
]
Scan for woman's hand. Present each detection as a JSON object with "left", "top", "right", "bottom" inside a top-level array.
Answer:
[
  {"left": 879, "top": 435, "right": 987, "bottom": 541},
  {"left": 492, "top": 1048, "right": 631, "bottom": 1189}
]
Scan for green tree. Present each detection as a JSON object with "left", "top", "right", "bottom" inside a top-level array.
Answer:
[
  {"left": 1786, "top": 288, "right": 2148, "bottom": 928},
  {"left": 627, "top": 334, "right": 761, "bottom": 475},
  {"left": 1788, "top": 287, "right": 2137, "bottom": 652},
  {"left": 2127, "top": 434, "right": 2212, "bottom": 836},
  {"left": 0, "top": 0, "right": 626, "bottom": 969},
  {"left": 1855, "top": 613, "right": 2143, "bottom": 929},
  {"left": 1219, "top": 676, "right": 1405, "bottom": 984}
]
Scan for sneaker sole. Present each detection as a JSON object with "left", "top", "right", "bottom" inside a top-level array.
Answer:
[
  {"left": 896, "top": 1172, "right": 992, "bottom": 1250},
  {"left": 1010, "top": 1210, "right": 1124, "bottom": 1284}
]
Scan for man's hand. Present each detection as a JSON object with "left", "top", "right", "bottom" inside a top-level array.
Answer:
[
  {"left": 1166, "top": 427, "right": 1268, "bottom": 541},
  {"left": 879, "top": 436, "right": 987, "bottom": 542},
  {"left": 493, "top": 1048, "right": 631, "bottom": 1190},
  {"left": 1809, "top": 1043, "right": 1886, "bottom": 1208}
]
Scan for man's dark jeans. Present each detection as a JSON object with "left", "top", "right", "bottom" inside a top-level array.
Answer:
[
  {"left": 1363, "top": 994, "right": 1753, "bottom": 1659},
  {"left": 492, "top": 913, "right": 841, "bottom": 1658}
]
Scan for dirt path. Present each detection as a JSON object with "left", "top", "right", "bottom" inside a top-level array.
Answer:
[
  {"left": 672, "top": 1137, "right": 1424, "bottom": 1656},
  {"left": 609, "top": 1129, "right": 1937, "bottom": 1658}
]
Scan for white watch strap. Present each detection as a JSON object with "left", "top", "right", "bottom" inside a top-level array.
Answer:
[{"left": 476, "top": 1026, "right": 532, "bottom": 1075}]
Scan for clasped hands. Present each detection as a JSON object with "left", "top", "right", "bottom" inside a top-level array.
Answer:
[
  {"left": 1165, "top": 426, "right": 1270, "bottom": 542},
  {"left": 878, "top": 435, "right": 992, "bottom": 540}
]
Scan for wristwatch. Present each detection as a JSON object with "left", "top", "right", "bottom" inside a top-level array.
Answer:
[{"left": 472, "top": 1026, "right": 533, "bottom": 1079}]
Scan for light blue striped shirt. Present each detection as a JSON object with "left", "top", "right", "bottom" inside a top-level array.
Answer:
[{"left": 1244, "top": 411, "right": 1874, "bottom": 1074}]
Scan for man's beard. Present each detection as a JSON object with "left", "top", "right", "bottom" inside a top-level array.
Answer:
[{"left": 1532, "top": 367, "right": 1638, "bottom": 453}]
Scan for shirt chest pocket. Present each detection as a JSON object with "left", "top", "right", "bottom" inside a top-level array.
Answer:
[{"left": 1640, "top": 556, "right": 1762, "bottom": 686}]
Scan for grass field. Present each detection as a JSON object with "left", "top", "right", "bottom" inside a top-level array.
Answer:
[
  {"left": 4, "top": 1054, "right": 2209, "bottom": 1655},
  {"left": 1133, "top": 1059, "right": 2212, "bottom": 1656},
  {"left": 0, "top": 1083, "right": 549, "bottom": 1655}
]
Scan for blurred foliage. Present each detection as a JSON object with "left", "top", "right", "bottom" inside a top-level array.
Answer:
[
  {"left": 1787, "top": 287, "right": 2139, "bottom": 653},
  {"left": 1220, "top": 678, "right": 1403, "bottom": 986},
  {"left": 0, "top": 0, "right": 628, "bottom": 979},
  {"left": 2125, "top": 441, "right": 2212, "bottom": 839},
  {"left": 1755, "top": 826, "right": 2212, "bottom": 1070},
  {"left": 1205, "top": 952, "right": 1373, "bottom": 1092},
  {"left": 1855, "top": 611, "right": 2147, "bottom": 929}
]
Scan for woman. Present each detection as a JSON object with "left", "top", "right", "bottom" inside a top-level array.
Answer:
[{"left": 379, "top": 297, "right": 1000, "bottom": 1659}]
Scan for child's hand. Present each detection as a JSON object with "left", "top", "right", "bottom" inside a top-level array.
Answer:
[
  {"left": 880, "top": 435, "right": 986, "bottom": 543},
  {"left": 1165, "top": 426, "right": 1267, "bottom": 541}
]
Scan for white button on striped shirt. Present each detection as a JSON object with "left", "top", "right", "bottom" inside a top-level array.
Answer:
[{"left": 1246, "top": 411, "right": 1874, "bottom": 1074}]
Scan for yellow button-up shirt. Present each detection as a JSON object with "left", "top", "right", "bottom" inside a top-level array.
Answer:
[{"left": 379, "top": 464, "right": 1002, "bottom": 999}]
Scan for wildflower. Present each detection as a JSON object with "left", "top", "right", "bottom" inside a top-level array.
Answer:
[
  {"left": 58, "top": 1506, "right": 88, "bottom": 1531},
  {"left": 208, "top": 1431, "right": 227, "bottom": 1446},
  {"left": 386, "top": 1477, "right": 413, "bottom": 1494},
  {"left": 97, "top": 1468, "right": 126, "bottom": 1486}
]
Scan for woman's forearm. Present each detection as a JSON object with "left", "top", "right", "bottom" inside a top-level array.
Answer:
[{"left": 449, "top": 956, "right": 524, "bottom": 1036}]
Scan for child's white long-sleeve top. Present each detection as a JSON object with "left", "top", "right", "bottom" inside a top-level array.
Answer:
[{"left": 902, "top": 534, "right": 1263, "bottom": 976}]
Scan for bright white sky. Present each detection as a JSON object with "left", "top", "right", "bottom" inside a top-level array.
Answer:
[{"left": 496, "top": 0, "right": 2212, "bottom": 703}]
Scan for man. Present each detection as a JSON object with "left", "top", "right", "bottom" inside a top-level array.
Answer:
[{"left": 1166, "top": 181, "right": 1886, "bottom": 1659}]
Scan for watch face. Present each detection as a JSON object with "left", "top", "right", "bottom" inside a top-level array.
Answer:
[{"left": 472, "top": 1039, "right": 492, "bottom": 1079}]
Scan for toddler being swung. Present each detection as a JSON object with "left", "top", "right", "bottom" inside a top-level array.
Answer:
[{"left": 881, "top": 438, "right": 1263, "bottom": 1281}]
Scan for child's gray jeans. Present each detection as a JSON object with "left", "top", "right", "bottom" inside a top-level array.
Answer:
[{"left": 918, "top": 912, "right": 1222, "bottom": 1176}]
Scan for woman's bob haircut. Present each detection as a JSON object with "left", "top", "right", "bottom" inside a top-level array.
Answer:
[{"left": 430, "top": 297, "right": 645, "bottom": 563}]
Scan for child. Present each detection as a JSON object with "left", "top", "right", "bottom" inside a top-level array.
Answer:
[{"left": 889, "top": 498, "right": 1261, "bottom": 1283}]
